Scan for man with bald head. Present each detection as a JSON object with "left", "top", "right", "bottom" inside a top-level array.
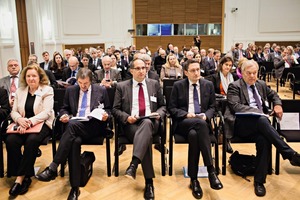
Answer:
[{"left": 62, "top": 56, "right": 80, "bottom": 83}]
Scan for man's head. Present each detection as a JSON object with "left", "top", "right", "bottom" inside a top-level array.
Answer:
[
  {"left": 68, "top": 56, "right": 79, "bottom": 71},
  {"left": 241, "top": 60, "right": 259, "bottom": 86},
  {"left": 90, "top": 48, "right": 97, "bottom": 59},
  {"left": 113, "top": 50, "right": 121, "bottom": 60},
  {"left": 213, "top": 50, "right": 221, "bottom": 61},
  {"left": 200, "top": 49, "right": 207, "bottom": 57},
  {"left": 7, "top": 59, "right": 21, "bottom": 76},
  {"left": 102, "top": 56, "right": 112, "bottom": 71},
  {"left": 64, "top": 49, "right": 72, "bottom": 61},
  {"left": 42, "top": 51, "right": 49, "bottom": 62},
  {"left": 186, "top": 51, "right": 194, "bottom": 60},
  {"left": 159, "top": 49, "right": 166, "bottom": 58},
  {"left": 130, "top": 58, "right": 147, "bottom": 82},
  {"left": 141, "top": 54, "right": 152, "bottom": 72},
  {"left": 184, "top": 59, "right": 201, "bottom": 83},
  {"left": 28, "top": 54, "right": 38, "bottom": 64},
  {"left": 76, "top": 68, "right": 92, "bottom": 92}
]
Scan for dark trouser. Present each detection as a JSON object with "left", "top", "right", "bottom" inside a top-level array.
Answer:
[
  {"left": 53, "top": 119, "right": 107, "bottom": 187},
  {"left": 6, "top": 124, "right": 51, "bottom": 177},
  {"left": 175, "top": 118, "right": 213, "bottom": 179},
  {"left": 235, "top": 116, "right": 295, "bottom": 183},
  {"left": 124, "top": 119, "right": 159, "bottom": 179}
]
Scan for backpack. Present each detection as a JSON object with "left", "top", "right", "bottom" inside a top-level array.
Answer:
[{"left": 229, "top": 151, "right": 256, "bottom": 181}]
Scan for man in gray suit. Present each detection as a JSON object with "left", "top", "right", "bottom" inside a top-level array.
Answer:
[
  {"left": 0, "top": 59, "right": 21, "bottom": 107},
  {"left": 224, "top": 59, "right": 300, "bottom": 197},
  {"left": 112, "top": 58, "right": 166, "bottom": 200},
  {"left": 94, "top": 55, "right": 122, "bottom": 88}
]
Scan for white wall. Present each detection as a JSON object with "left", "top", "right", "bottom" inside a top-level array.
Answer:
[{"left": 223, "top": 0, "right": 300, "bottom": 52}]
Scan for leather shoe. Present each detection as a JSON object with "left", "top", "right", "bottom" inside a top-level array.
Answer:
[
  {"left": 125, "top": 164, "right": 136, "bottom": 180},
  {"left": 190, "top": 180, "right": 203, "bottom": 199},
  {"left": 254, "top": 182, "right": 266, "bottom": 197},
  {"left": 35, "top": 167, "right": 57, "bottom": 182},
  {"left": 226, "top": 140, "right": 233, "bottom": 154},
  {"left": 208, "top": 172, "right": 223, "bottom": 190},
  {"left": 290, "top": 152, "right": 300, "bottom": 166},
  {"left": 117, "top": 144, "right": 126, "bottom": 156},
  {"left": 67, "top": 187, "right": 80, "bottom": 200},
  {"left": 9, "top": 178, "right": 32, "bottom": 196},
  {"left": 144, "top": 183, "right": 155, "bottom": 200}
]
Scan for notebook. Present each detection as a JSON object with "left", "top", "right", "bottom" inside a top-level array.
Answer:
[{"left": 6, "top": 122, "right": 44, "bottom": 134}]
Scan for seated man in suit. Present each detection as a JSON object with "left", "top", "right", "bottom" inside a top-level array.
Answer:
[
  {"left": 39, "top": 51, "right": 51, "bottom": 70},
  {"left": 36, "top": 68, "right": 111, "bottom": 200},
  {"left": 62, "top": 56, "right": 80, "bottom": 83},
  {"left": 94, "top": 55, "right": 122, "bottom": 88},
  {"left": 169, "top": 59, "right": 223, "bottom": 199},
  {"left": 224, "top": 59, "right": 300, "bottom": 197},
  {"left": 112, "top": 58, "right": 166, "bottom": 200}
]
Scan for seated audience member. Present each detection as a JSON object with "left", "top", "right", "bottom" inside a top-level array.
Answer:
[
  {"left": 112, "top": 58, "right": 166, "bottom": 200},
  {"left": 36, "top": 68, "right": 111, "bottom": 200},
  {"left": 63, "top": 49, "right": 72, "bottom": 67},
  {"left": 181, "top": 50, "right": 194, "bottom": 69},
  {"left": 262, "top": 46, "right": 272, "bottom": 62},
  {"left": 205, "top": 50, "right": 221, "bottom": 76},
  {"left": 95, "top": 55, "right": 122, "bottom": 88},
  {"left": 194, "top": 53, "right": 205, "bottom": 77},
  {"left": 224, "top": 60, "right": 300, "bottom": 197},
  {"left": 61, "top": 56, "right": 80, "bottom": 86},
  {"left": 39, "top": 51, "right": 51, "bottom": 70},
  {"left": 160, "top": 53, "right": 183, "bottom": 87},
  {"left": 166, "top": 43, "right": 174, "bottom": 55},
  {"left": 169, "top": 59, "right": 223, "bottom": 199},
  {"left": 236, "top": 57, "right": 248, "bottom": 79},
  {"left": 50, "top": 52, "right": 66, "bottom": 80},
  {"left": 0, "top": 59, "right": 21, "bottom": 107},
  {"left": 253, "top": 46, "right": 265, "bottom": 64},
  {"left": 121, "top": 48, "right": 133, "bottom": 64},
  {"left": 89, "top": 47, "right": 102, "bottom": 69},
  {"left": 154, "top": 49, "right": 167, "bottom": 75},
  {"left": 0, "top": 88, "right": 10, "bottom": 122},
  {"left": 6, "top": 64, "right": 54, "bottom": 196},
  {"left": 114, "top": 50, "right": 129, "bottom": 80},
  {"left": 80, "top": 53, "right": 97, "bottom": 72}
]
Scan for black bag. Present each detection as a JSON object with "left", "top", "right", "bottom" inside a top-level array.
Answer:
[
  {"left": 80, "top": 151, "right": 96, "bottom": 187},
  {"left": 229, "top": 151, "right": 256, "bottom": 181}
]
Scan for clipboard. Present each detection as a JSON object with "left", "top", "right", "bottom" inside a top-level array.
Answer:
[{"left": 6, "top": 122, "right": 44, "bottom": 134}]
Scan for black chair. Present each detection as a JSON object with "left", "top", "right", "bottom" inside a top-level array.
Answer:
[
  {"left": 53, "top": 87, "right": 115, "bottom": 177},
  {"left": 286, "top": 65, "right": 300, "bottom": 99},
  {"left": 164, "top": 80, "right": 220, "bottom": 176},
  {"left": 259, "top": 61, "right": 275, "bottom": 82},
  {"left": 275, "top": 99, "right": 300, "bottom": 175}
]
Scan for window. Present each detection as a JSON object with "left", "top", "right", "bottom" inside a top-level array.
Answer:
[
  {"left": 208, "top": 24, "right": 221, "bottom": 35},
  {"left": 136, "top": 24, "right": 147, "bottom": 36},
  {"left": 185, "top": 24, "right": 197, "bottom": 35},
  {"left": 161, "top": 24, "right": 172, "bottom": 36},
  {"left": 198, "top": 24, "right": 208, "bottom": 35},
  {"left": 174, "top": 24, "right": 184, "bottom": 35}
]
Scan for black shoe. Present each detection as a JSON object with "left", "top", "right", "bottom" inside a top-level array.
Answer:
[
  {"left": 208, "top": 172, "right": 223, "bottom": 190},
  {"left": 144, "top": 183, "right": 155, "bottom": 200},
  {"left": 19, "top": 178, "right": 32, "bottom": 195},
  {"left": 67, "top": 187, "right": 80, "bottom": 200},
  {"left": 290, "top": 152, "right": 300, "bottom": 166},
  {"left": 154, "top": 143, "right": 169, "bottom": 154},
  {"left": 190, "top": 180, "right": 203, "bottom": 199},
  {"left": 254, "top": 182, "right": 266, "bottom": 197},
  {"left": 9, "top": 178, "right": 32, "bottom": 196},
  {"left": 226, "top": 141, "right": 233, "bottom": 154},
  {"left": 125, "top": 164, "right": 136, "bottom": 180},
  {"left": 116, "top": 144, "right": 126, "bottom": 156},
  {"left": 35, "top": 167, "right": 57, "bottom": 182},
  {"left": 37, "top": 148, "right": 42, "bottom": 157}
]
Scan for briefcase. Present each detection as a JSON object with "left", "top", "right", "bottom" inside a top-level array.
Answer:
[{"left": 80, "top": 151, "right": 95, "bottom": 187}]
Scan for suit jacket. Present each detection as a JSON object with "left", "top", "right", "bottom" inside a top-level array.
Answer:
[
  {"left": 112, "top": 79, "right": 166, "bottom": 125},
  {"left": 89, "top": 57, "right": 102, "bottom": 68},
  {"left": 11, "top": 85, "right": 55, "bottom": 129},
  {"left": 205, "top": 59, "right": 217, "bottom": 76},
  {"left": 273, "top": 55, "right": 285, "bottom": 79},
  {"left": 168, "top": 78, "right": 216, "bottom": 132},
  {"left": 160, "top": 65, "right": 183, "bottom": 87},
  {"left": 224, "top": 79, "right": 281, "bottom": 138},
  {"left": 206, "top": 72, "right": 239, "bottom": 94},
  {"left": 148, "top": 70, "right": 159, "bottom": 81},
  {"left": 59, "top": 84, "right": 111, "bottom": 118},
  {"left": 40, "top": 62, "right": 50, "bottom": 70},
  {"left": 0, "top": 76, "right": 12, "bottom": 96},
  {"left": 62, "top": 67, "right": 73, "bottom": 81},
  {"left": 94, "top": 68, "right": 122, "bottom": 86},
  {"left": 0, "top": 88, "right": 10, "bottom": 123}
]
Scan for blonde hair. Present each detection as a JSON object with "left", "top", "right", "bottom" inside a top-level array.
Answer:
[
  {"left": 19, "top": 64, "right": 49, "bottom": 87},
  {"left": 164, "top": 54, "right": 181, "bottom": 69}
]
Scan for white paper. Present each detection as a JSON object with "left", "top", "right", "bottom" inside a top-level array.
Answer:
[
  {"left": 280, "top": 113, "right": 299, "bottom": 130},
  {"left": 183, "top": 166, "right": 208, "bottom": 178},
  {"left": 88, "top": 108, "right": 106, "bottom": 121},
  {"left": 70, "top": 116, "right": 89, "bottom": 121}
]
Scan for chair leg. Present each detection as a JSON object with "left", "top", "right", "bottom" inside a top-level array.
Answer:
[
  {"left": 222, "top": 127, "right": 227, "bottom": 175},
  {"left": 114, "top": 137, "right": 119, "bottom": 177},
  {"left": 106, "top": 137, "right": 111, "bottom": 177},
  {"left": 275, "top": 148, "right": 280, "bottom": 175},
  {"left": 0, "top": 140, "right": 4, "bottom": 178},
  {"left": 60, "top": 162, "right": 65, "bottom": 177},
  {"left": 168, "top": 134, "right": 173, "bottom": 176},
  {"left": 214, "top": 121, "right": 220, "bottom": 175},
  {"left": 160, "top": 139, "right": 166, "bottom": 176}
]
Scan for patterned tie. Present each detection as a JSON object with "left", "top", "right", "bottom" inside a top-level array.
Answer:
[
  {"left": 250, "top": 85, "right": 262, "bottom": 111},
  {"left": 79, "top": 91, "right": 88, "bottom": 117},
  {"left": 10, "top": 76, "right": 17, "bottom": 99},
  {"left": 138, "top": 83, "right": 146, "bottom": 116},
  {"left": 105, "top": 71, "right": 109, "bottom": 80},
  {"left": 193, "top": 84, "right": 201, "bottom": 114}
]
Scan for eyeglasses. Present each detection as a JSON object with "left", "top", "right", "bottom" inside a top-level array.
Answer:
[{"left": 132, "top": 67, "right": 146, "bottom": 71}]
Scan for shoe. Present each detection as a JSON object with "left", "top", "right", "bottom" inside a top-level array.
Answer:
[
  {"left": 254, "top": 182, "right": 266, "bottom": 197},
  {"left": 290, "top": 152, "right": 300, "bottom": 166},
  {"left": 116, "top": 144, "right": 126, "bottom": 156},
  {"left": 208, "top": 172, "right": 223, "bottom": 190},
  {"left": 9, "top": 177, "right": 32, "bottom": 196},
  {"left": 144, "top": 183, "right": 155, "bottom": 200},
  {"left": 154, "top": 143, "right": 169, "bottom": 154},
  {"left": 67, "top": 187, "right": 80, "bottom": 200},
  {"left": 226, "top": 141, "right": 233, "bottom": 154},
  {"left": 37, "top": 148, "right": 42, "bottom": 157},
  {"left": 125, "top": 164, "right": 136, "bottom": 180},
  {"left": 35, "top": 167, "right": 57, "bottom": 182},
  {"left": 189, "top": 180, "right": 203, "bottom": 199},
  {"left": 19, "top": 178, "right": 32, "bottom": 195}
]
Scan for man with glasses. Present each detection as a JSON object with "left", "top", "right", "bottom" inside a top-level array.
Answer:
[
  {"left": 62, "top": 57, "right": 80, "bottom": 84},
  {"left": 169, "top": 59, "right": 223, "bottom": 199},
  {"left": 113, "top": 58, "right": 166, "bottom": 200}
]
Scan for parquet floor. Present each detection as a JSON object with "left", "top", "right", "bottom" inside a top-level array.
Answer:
[{"left": 1, "top": 79, "right": 300, "bottom": 200}]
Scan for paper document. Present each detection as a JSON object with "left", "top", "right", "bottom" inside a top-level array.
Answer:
[
  {"left": 280, "top": 113, "right": 299, "bottom": 130},
  {"left": 70, "top": 117, "right": 89, "bottom": 121},
  {"left": 183, "top": 166, "right": 208, "bottom": 178},
  {"left": 88, "top": 108, "right": 106, "bottom": 121}
]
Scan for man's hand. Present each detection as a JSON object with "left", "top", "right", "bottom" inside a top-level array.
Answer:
[
  {"left": 102, "top": 112, "right": 109, "bottom": 121},
  {"left": 150, "top": 112, "right": 160, "bottom": 120},
  {"left": 273, "top": 105, "right": 283, "bottom": 120},
  {"left": 60, "top": 114, "right": 70, "bottom": 123},
  {"left": 100, "top": 79, "right": 112, "bottom": 88},
  {"left": 127, "top": 116, "right": 137, "bottom": 124},
  {"left": 186, "top": 113, "right": 196, "bottom": 118}
]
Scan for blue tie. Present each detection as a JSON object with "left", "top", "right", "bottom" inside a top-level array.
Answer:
[
  {"left": 79, "top": 91, "right": 88, "bottom": 117},
  {"left": 193, "top": 84, "right": 201, "bottom": 114}
]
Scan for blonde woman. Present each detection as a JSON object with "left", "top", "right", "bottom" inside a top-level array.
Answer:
[{"left": 160, "top": 53, "right": 183, "bottom": 87}]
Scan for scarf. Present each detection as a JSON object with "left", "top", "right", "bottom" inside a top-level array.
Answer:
[{"left": 220, "top": 72, "right": 234, "bottom": 94}]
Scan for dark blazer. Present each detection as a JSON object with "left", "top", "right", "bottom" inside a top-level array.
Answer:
[
  {"left": 168, "top": 78, "right": 216, "bottom": 132},
  {"left": 0, "top": 76, "right": 12, "bottom": 96},
  {"left": 148, "top": 70, "right": 159, "bottom": 81},
  {"left": 273, "top": 55, "right": 286, "bottom": 79},
  {"left": 112, "top": 79, "right": 166, "bottom": 125},
  {"left": 89, "top": 57, "right": 102, "bottom": 68},
  {"left": 59, "top": 84, "right": 111, "bottom": 117},
  {"left": 61, "top": 67, "right": 73, "bottom": 81},
  {"left": 224, "top": 79, "right": 281, "bottom": 138},
  {"left": 205, "top": 59, "right": 217, "bottom": 76},
  {"left": 94, "top": 68, "right": 122, "bottom": 83},
  {"left": 206, "top": 72, "right": 239, "bottom": 94},
  {"left": 0, "top": 88, "right": 10, "bottom": 122}
]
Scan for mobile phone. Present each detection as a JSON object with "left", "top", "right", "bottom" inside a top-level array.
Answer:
[{"left": 106, "top": 79, "right": 111, "bottom": 82}]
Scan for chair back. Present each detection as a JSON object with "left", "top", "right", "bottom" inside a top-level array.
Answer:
[
  {"left": 163, "top": 79, "right": 178, "bottom": 109},
  {"left": 54, "top": 88, "right": 66, "bottom": 116}
]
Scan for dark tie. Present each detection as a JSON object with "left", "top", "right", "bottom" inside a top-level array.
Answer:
[
  {"left": 79, "top": 91, "right": 88, "bottom": 117},
  {"left": 138, "top": 83, "right": 146, "bottom": 116},
  {"left": 72, "top": 70, "right": 76, "bottom": 77},
  {"left": 250, "top": 85, "right": 262, "bottom": 111},
  {"left": 193, "top": 84, "right": 201, "bottom": 114},
  {"left": 10, "top": 76, "right": 17, "bottom": 99}
]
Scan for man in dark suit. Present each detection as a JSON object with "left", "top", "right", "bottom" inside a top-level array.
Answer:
[
  {"left": 36, "top": 68, "right": 111, "bottom": 200},
  {"left": 112, "top": 58, "right": 166, "bottom": 200},
  {"left": 224, "top": 59, "right": 300, "bottom": 197},
  {"left": 169, "top": 59, "right": 223, "bottom": 199},
  {"left": 89, "top": 47, "right": 102, "bottom": 69},
  {"left": 205, "top": 50, "right": 221, "bottom": 76},
  {"left": 39, "top": 51, "right": 51, "bottom": 70},
  {"left": 62, "top": 56, "right": 80, "bottom": 82}
]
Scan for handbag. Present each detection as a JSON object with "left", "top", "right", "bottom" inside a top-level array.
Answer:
[
  {"left": 6, "top": 122, "right": 44, "bottom": 134},
  {"left": 80, "top": 151, "right": 96, "bottom": 187},
  {"left": 229, "top": 151, "right": 256, "bottom": 181}
]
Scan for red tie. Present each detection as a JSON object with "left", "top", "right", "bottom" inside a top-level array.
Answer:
[
  {"left": 138, "top": 83, "right": 145, "bottom": 116},
  {"left": 105, "top": 71, "right": 109, "bottom": 79},
  {"left": 10, "top": 76, "right": 17, "bottom": 99}
]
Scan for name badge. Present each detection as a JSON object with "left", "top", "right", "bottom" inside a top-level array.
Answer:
[
  {"left": 150, "top": 96, "right": 157, "bottom": 102},
  {"left": 265, "top": 100, "right": 269, "bottom": 108}
]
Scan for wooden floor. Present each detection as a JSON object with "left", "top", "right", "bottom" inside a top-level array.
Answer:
[{"left": 1, "top": 79, "right": 300, "bottom": 200}]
